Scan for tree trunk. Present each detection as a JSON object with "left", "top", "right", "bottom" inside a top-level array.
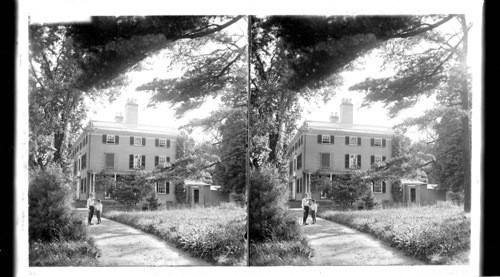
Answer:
[{"left": 459, "top": 15, "right": 471, "bottom": 213}]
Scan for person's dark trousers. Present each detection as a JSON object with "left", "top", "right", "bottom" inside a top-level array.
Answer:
[
  {"left": 303, "top": 206, "right": 309, "bottom": 225},
  {"left": 96, "top": 210, "right": 101, "bottom": 224},
  {"left": 88, "top": 206, "right": 95, "bottom": 224},
  {"left": 311, "top": 211, "right": 316, "bottom": 224}
]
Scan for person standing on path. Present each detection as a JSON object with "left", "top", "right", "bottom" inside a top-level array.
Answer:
[
  {"left": 301, "top": 193, "right": 310, "bottom": 225},
  {"left": 310, "top": 199, "right": 318, "bottom": 225},
  {"left": 95, "top": 199, "right": 103, "bottom": 225},
  {"left": 86, "top": 193, "right": 96, "bottom": 225}
]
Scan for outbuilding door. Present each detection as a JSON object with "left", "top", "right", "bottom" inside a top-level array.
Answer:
[
  {"left": 410, "top": 188, "right": 416, "bottom": 202},
  {"left": 194, "top": 189, "right": 199, "bottom": 204}
]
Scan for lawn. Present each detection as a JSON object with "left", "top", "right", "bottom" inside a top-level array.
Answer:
[
  {"left": 319, "top": 201, "right": 470, "bottom": 265},
  {"left": 104, "top": 202, "right": 246, "bottom": 266}
]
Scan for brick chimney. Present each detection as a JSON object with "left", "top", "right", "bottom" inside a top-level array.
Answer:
[
  {"left": 124, "top": 99, "right": 138, "bottom": 125},
  {"left": 340, "top": 98, "right": 353, "bottom": 124},
  {"left": 114, "top": 113, "right": 124, "bottom": 123}
]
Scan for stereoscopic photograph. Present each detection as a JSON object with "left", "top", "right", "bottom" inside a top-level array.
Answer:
[{"left": 19, "top": 3, "right": 480, "bottom": 276}]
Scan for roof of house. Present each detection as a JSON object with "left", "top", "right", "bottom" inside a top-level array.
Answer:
[
  {"left": 304, "top": 121, "right": 394, "bottom": 135},
  {"left": 89, "top": 120, "right": 178, "bottom": 136}
]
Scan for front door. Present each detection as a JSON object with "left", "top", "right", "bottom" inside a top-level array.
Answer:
[
  {"left": 410, "top": 188, "right": 416, "bottom": 202},
  {"left": 194, "top": 189, "right": 199, "bottom": 204}
]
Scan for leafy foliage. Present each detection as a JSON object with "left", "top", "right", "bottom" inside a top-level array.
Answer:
[
  {"left": 249, "top": 166, "right": 302, "bottom": 242},
  {"left": 29, "top": 239, "right": 99, "bottom": 266},
  {"left": 111, "top": 172, "right": 153, "bottom": 206},
  {"left": 29, "top": 164, "right": 86, "bottom": 242},
  {"left": 327, "top": 171, "right": 369, "bottom": 209},
  {"left": 174, "top": 181, "right": 187, "bottom": 204},
  {"left": 391, "top": 179, "right": 404, "bottom": 203},
  {"left": 309, "top": 169, "right": 334, "bottom": 194},
  {"left": 144, "top": 193, "right": 161, "bottom": 210},
  {"left": 94, "top": 174, "right": 115, "bottom": 196}
]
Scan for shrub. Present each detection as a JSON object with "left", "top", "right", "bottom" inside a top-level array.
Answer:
[
  {"left": 174, "top": 181, "right": 186, "bottom": 203},
  {"left": 229, "top": 192, "right": 246, "bottom": 207},
  {"left": 144, "top": 193, "right": 161, "bottom": 210},
  {"left": 361, "top": 192, "right": 377, "bottom": 210},
  {"left": 112, "top": 173, "right": 153, "bottom": 206},
  {"left": 391, "top": 180, "right": 404, "bottom": 203},
  {"left": 327, "top": 172, "right": 369, "bottom": 209},
  {"left": 29, "top": 164, "right": 86, "bottom": 242},
  {"left": 249, "top": 167, "right": 302, "bottom": 242},
  {"left": 249, "top": 238, "right": 311, "bottom": 266},
  {"left": 29, "top": 238, "right": 99, "bottom": 266}
]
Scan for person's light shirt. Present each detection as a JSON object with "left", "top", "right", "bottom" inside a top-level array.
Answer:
[
  {"left": 310, "top": 203, "right": 318, "bottom": 212},
  {"left": 95, "top": 203, "right": 103, "bottom": 212},
  {"left": 86, "top": 198, "right": 95, "bottom": 208},
  {"left": 301, "top": 198, "right": 309, "bottom": 208}
]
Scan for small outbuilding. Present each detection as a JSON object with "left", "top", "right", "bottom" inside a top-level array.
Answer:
[{"left": 401, "top": 179, "right": 446, "bottom": 204}]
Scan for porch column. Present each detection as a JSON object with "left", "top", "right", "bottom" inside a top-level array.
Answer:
[
  {"left": 92, "top": 173, "right": 96, "bottom": 193},
  {"left": 308, "top": 173, "right": 312, "bottom": 194},
  {"left": 114, "top": 173, "right": 117, "bottom": 182}
]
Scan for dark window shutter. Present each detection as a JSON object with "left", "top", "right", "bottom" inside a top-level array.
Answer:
[
  {"left": 166, "top": 182, "right": 170, "bottom": 194},
  {"left": 155, "top": 156, "right": 159, "bottom": 166},
  {"left": 155, "top": 138, "right": 159, "bottom": 147},
  {"left": 382, "top": 156, "right": 386, "bottom": 161},
  {"left": 102, "top": 134, "right": 106, "bottom": 143},
  {"left": 290, "top": 162, "right": 293, "bottom": 175},
  {"left": 141, "top": 155, "right": 146, "bottom": 168},
  {"left": 142, "top": 137, "right": 146, "bottom": 146},
  {"left": 382, "top": 181, "right": 386, "bottom": 193},
  {"left": 129, "top": 155, "right": 134, "bottom": 169},
  {"left": 357, "top": 155, "right": 361, "bottom": 168},
  {"left": 371, "top": 155, "right": 375, "bottom": 165},
  {"left": 345, "top": 154, "right": 349, "bottom": 168},
  {"left": 371, "top": 138, "right": 374, "bottom": 146},
  {"left": 317, "top": 134, "right": 322, "bottom": 143},
  {"left": 382, "top": 138, "right": 386, "bottom": 147},
  {"left": 167, "top": 139, "right": 171, "bottom": 148},
  {"left": 167, "top": 157, "right": 170, "bottom": 162},
  {"left": 130, "top": 136, "right": 134, "bottom": 145},
  {"left": 345, "top": 136, "right": 349, "bottom": 145},
  {"left": 372, "top": 181, "right": 375, "bottom": 192},
  {"left": 330, "top": 135, "right": 335, "bottom": 144},
  {"left": 357, "top": 137, "right": 361, "bottom": 146},
  {"left": 115, "top": 135, "right": 119, "bottom": 144}
]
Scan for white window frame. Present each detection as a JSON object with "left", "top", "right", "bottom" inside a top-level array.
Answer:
[
  {"left": 133, "top": 155, "right": 142, "bottom": 169},
  {"left": 106, "top": 134, "right": 115, "bottom": 144},
  {"left": 322, "top": 135, "right": 330, "bottom": 144},
  {"left": 374, "top": 155, "right": 383, "bottom": 163},
  {"left": 373, "top": 182, "right": 382, "bottom": 193},
  {"left": 374, "top": 138, "right": 383, "bottom": 147},
  {"left": 349, "top": 154, "right": 358, "bottom": 169},
  {"left": 158, "top": 138, "right": 167, "bottom": 147},
  {"left": 349, "top": 136, "right": 358, "bottom": 146},
  {"left": 157, "top": 182, "right": 166, "bottom": 194},
  {"left": 158, "top": 156, "right": 167, "bottom": 165},
  {"left": 134, "top": 137, "right": 143, "bottom": 146}
]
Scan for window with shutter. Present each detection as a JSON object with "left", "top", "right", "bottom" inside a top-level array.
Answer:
[
  {"left": 129, "top": 155, "right": 134, "bottom": 169},
  {"left": 155, "top": 138, "right": 159, "bottom": 147},
  {"left": 141, "top": 155, "right": 146, "bottom": 168},
  {"left": 371, "top": 155, "right": 375, "bottom": 165},
  {"left": 167, "top": 139, "right": 171, "bottom": 148},
  {"left": 330, "top": 135, "right": 335, "bottom": 144},
  {"left": 322, "top": 135, "right": 330, "bottom": 143},
  {"left": 155, "top": 156, "right": 159, "bottom": 166},
  {"left": 382, "top": 181, "right": 386, "bottom": 193},
  {"left": 82, "top": 153, "right": 87, "bottom": 169},
  {"left": 374, "top": 156, "right": 383, "bottom": 163},
  {"left": 348, "top": 136, "right": 358, "bottom": 146},
  {"left": 357, "top": 137, "right": 361, "bottom": 146},
  {"left": 157, "top": 182, "right": 166, "bottom": 194},
  {"left": 345, "top": 136, "right": 349, "bottom": 145},
  {"left": 357, "top": 155, "right": 361, "bottom": 167},
  {"left": 373, "top": 182, "right": 382, "bottom": 193},
  {"left": 297, "top": 153, "right": 302, "bottom": 169},
  {"left": 130, "top": 137, "right": 134, "bottom": 145},
  {"left": 106, "top": 135, "right": 115, "bottom": 144},
  {"left": 166, "top": 181, "right": 170, "bottom": 194},
  {"left": 115, "top": 135, "right": 119, "bottom": 144},
  {"left": 134, "top": 137, "right": 142, "bottom": 146},
  {"left": 318, "top": 134, "right": 322, "bottom": 143},
  {"left": 142, "top": 137, "right": 146, "bottom": 146},
  {"left": 382, "top": 138, "right": 386, "bottom": 147},
  {"left": 347, "top": 154, "right": 358, "bottom": 169},
  {"left": 373, "top": 138, "right": 382, "bottom": 147},
  {"left": 345, "top": 154, "right": 349, "bottom": 168},
  {"left": 371, "top": 138, "right": 375, "bottom": 146}
]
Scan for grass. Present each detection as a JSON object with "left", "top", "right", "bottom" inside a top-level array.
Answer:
[
  {"left": 249, "top": 238, "right": 312, "bottom": 266},
  {"left": 319, "top": 201, "right": 470, "bottom": 265},
  {"left": 104, "top": 202, "right": 246, "bottom": 266},
  {"left": 29, "top": 238, "right": 100, "bottom": 266}
]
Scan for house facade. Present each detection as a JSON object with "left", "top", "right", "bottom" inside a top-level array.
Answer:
[
  {"left": 287, "top": 99, "right": 394, "bottom": 203},
  {"left": 70, "top": 100, "right": 178, "bottom": 202}
]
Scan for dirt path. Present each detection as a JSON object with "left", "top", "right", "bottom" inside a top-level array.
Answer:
[
  {"left": 289, "top": 208, "right": 423, "bottom": 266},
  {"left": 75, "top": 208, "right": 210, "bottom": 266}
]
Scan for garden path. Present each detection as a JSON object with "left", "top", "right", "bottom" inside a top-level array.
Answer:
[
  {"left": 289, "top": 208, "right": 423, "bottom": 266},
  {"left": 75, "top": 208, "right": 210, "bottom": 266}
]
